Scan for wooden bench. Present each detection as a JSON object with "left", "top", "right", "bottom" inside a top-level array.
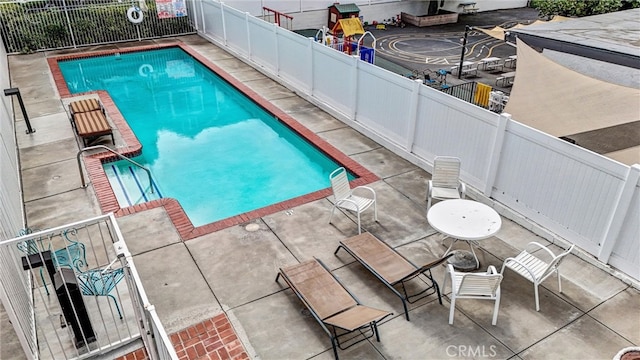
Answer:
[
  {"left": 68, "top": 99, "right": 114, "bottom": 146},
  {"left": 334, "top": 232, "right": 452, "bottom": 321},
  {"left": 69, "top": 98, "right": 102, "bottom": 115},
  {"left": 276, "top": 258, "right": 392, "bottom": 360}
]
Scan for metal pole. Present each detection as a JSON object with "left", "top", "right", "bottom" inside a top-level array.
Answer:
[
  {"left": 4, "top": 88, "right": 35, "bottom": 134},
  {"left": 458, "top": 25, "right": 471, "bottom": 80}
]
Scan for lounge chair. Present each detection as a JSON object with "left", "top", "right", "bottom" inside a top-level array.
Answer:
[
  {"left": 334, "top": 232, "right": 452, "bottom": 321},
  {"left": 68, "top": 99, "right": 114, "bottom": 146},
  {"left": 276, "top": 258, "right": 392, "bottom": 360}
]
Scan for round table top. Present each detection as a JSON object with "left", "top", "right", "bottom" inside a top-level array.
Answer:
[{"left": 427, "top": 199, "right": 502, "bottom": 241}]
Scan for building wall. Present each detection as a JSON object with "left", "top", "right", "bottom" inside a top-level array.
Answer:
[
  {"left": 219, "top": 0, "right": 529, "bottom": 30},
  {"left": 0, "top": 35, "right": 23, "bottom": 240},
  {"left": 439, "top": 0, "right": 529, "bottom": 13}
]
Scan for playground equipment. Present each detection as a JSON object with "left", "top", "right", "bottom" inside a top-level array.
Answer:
[
  {"left": 406, "top": 68, "right": 451, "bottom": 89},
  {"left": 315, "top": 18, "right": 376, "bottom": 64},
  {"left": 263, "top": 7, "right": 293, "bottom": 29},
  {"left": 388, "top": 14, "right": 405, "bottom": 28}
]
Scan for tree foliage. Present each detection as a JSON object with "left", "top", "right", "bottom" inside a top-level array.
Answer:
[{"left": 531, "top": 0, "right": 640, "bottom": 17}]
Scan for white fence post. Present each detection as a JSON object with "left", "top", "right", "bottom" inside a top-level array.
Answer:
[
  {"left": 350, "top": 55, "right": 359, "bottom": 120},
  {"left": 483, "top": 113, "right": 509, "bottom": 196},
  {"left": 245, "top": 12, "right": 252, "bottom": 60},
  {"left": 405, "top": 79, "right": 422, "bottom": 152},
  {"left": 308, "top": 37, "right": 315, "bottom": 96},
  {"left": 199, "top": 0, "right": 206, "bottom": 32},
  {"left": 598, "top": 164, "right": 640, "bottom": 262},
  {"left": 221, "top": 2, "right": 228, "bottom": 46},
  {"left": 270, "top": 23, "right": 280, "bottom": 76}
]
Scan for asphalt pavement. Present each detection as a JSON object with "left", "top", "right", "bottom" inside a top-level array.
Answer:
[{"left": 365, "top": 7, "right": 540, "bottom": 90}]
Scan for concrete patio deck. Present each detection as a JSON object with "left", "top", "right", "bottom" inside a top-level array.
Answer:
[{"left": 2, "top": 34, "right": 639, "bottom": 360}]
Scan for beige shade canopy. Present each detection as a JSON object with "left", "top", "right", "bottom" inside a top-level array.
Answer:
[
  {"left": 504, "top": 39, "right": 640, "bottom": 138},
  {"left": 477, "top": 16, "right": 568, "bottom": 41},
  {"left": 477, "top": 26, "right": 507, "bottom": 41}
]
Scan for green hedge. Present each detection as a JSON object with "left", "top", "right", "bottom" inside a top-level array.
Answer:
[{"left": 530, "top": 0, "right": 640, "bottom": 18}]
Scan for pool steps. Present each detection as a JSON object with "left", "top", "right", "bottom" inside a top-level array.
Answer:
[{"left": 104, "top": 164, "right": 162, "bottom": 207}]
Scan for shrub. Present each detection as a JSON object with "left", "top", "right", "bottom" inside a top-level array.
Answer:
[{"left": 531, "top": 0, "right": 640, "bottom": 18}]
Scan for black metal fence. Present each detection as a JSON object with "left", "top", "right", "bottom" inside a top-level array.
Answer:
[
  {"left": 0, "top": 0, "right": 195, "bottom": 54},
  {"left": 441, "top": 81, "right": 510, "bottom": 113},
  {"left": 442, "top": 81, "right": 478, "bottom": 105}
]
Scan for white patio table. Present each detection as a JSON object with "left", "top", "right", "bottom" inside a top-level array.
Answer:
[{"left": 427, "top": 199, "right": 502, "bottom": 270}]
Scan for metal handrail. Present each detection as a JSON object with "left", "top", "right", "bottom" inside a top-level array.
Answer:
[{"left": 77, "top": 145, "right": 154, "bottom": 193}]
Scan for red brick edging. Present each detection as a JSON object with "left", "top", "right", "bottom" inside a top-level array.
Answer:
[
  {"left": 116, "top": 313, "right": 249, "bottom": 360},
  {"left": 48, "top": 42, "right": 379, "bottom": 241}
]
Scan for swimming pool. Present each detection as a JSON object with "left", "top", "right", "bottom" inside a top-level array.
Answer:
[{"left": 58, "top": 47, "right": 350, "bottom": 226}]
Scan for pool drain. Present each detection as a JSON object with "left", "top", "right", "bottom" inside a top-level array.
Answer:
[{"left": 245, "top": 223, "right": 260, "bottom": 232}]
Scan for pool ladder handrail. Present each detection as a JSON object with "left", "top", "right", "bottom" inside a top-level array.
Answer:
[{"left": 77, "top": 145, "right": 154, "bottom": 193}]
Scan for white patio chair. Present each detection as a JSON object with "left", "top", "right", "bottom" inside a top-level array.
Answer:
[
  {"left": 328, "top": 167, "right": 377, "bottom": 234},
  {"left": 501, "top": 242, "right": 575, "bottom": 311},
  {"left": 426, "top": 156, "right": 466, "bottom": 212},
  {"left": 443, "top": 264, "right": 503, "bottom": 325}
]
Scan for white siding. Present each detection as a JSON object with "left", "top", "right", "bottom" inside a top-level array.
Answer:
[{"left": 0, "top": 32, "right": 23, "bottom": 240}]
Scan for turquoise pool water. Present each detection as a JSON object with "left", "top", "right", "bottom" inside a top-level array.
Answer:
[{"left": 59, "top": 48, "right": 346, "bottom": 226}]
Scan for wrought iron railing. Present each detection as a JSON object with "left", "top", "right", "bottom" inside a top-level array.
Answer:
[
  {"left": 0, "top": 0, "right": 194, "bottom": 54},
  {"left": 0, "top": 213, "right": 178, "bottom": 359}
]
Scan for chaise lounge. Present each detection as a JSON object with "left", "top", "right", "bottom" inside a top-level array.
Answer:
[
  {"left": 68, "top": 98, "right": 114, "bottom": 146},
  {"left": 334, "top": 232, "right": 452, "bottom": 321},
  {"left": 276, "top": 258, "right": 392, "bottom": 360}
]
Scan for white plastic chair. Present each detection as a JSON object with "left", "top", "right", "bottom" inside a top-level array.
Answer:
[
  {"left": 501, "top": 242, "right": 575, "bottom": 311},
  {"left": 426, "top": 156, "right": 466, "bottom": 211},
  {"left": 443, "top": 264, "right": 503, "bottom": 325},
  {"left": 328, "top": 167, "right": 377, "bottom": 234}
]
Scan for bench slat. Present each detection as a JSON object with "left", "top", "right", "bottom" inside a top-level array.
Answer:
[
  {"left": 73, "top": 110, "right": 112, "bottom": 137},
  {"left": 69, "top": 99, "right": 101, "bottom": 114}
]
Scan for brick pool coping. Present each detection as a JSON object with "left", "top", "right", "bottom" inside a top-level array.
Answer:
[{"left": 48, "top": 42, "right": 379, "bottom": 240}]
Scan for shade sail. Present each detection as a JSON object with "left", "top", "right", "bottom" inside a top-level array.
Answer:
[
  {"left": 504, "top": 39, "right": 640, "bottom": 138},
  {"left": 477, "top": 26, "right": 506, "bottom": 41},
  {"left": 477, "top": 16, "right": 568, "bottom": 41}
]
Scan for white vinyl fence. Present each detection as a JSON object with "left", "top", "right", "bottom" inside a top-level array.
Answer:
[{"left": 191, "top": 0, "right": 640, "bottom": 281}]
